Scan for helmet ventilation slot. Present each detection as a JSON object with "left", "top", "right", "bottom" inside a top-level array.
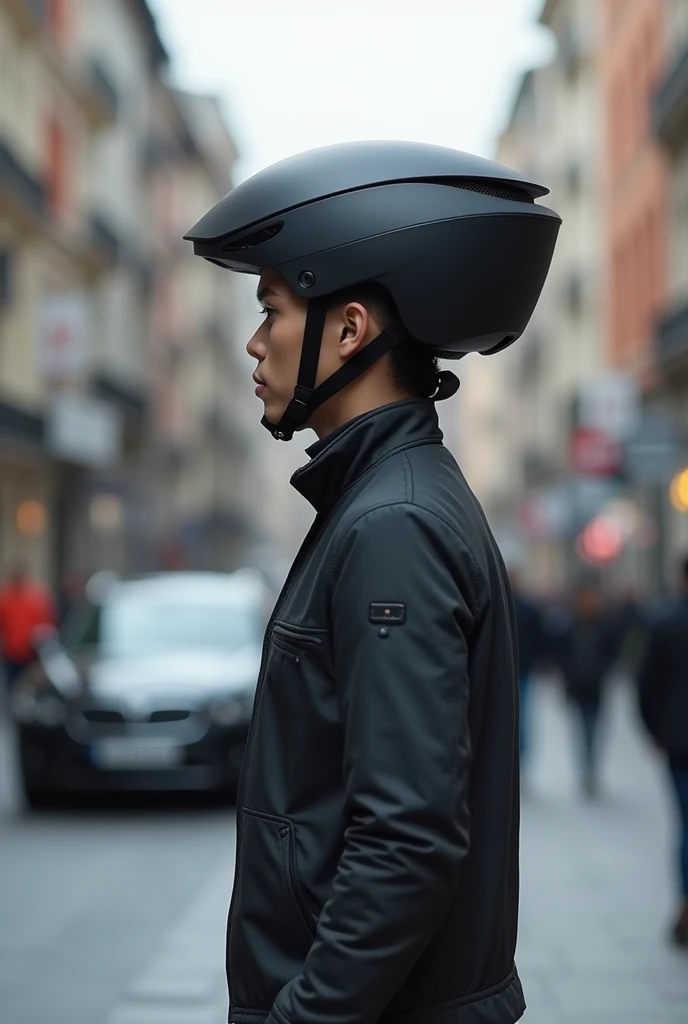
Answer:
[
  {"left": 223, "top": 221, "right": 284, "bottom": 251},
  {"left": 447, "top": 179, "right": 535, "bottom": 203}
]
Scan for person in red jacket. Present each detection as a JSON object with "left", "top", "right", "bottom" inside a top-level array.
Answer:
[{"left": 0, "top": 561, "right": 55, "bottom": 688}]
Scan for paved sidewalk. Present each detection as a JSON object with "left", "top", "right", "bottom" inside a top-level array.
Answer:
[{"left": 518, "top": 676, "right": 688, "bottom": 1023}]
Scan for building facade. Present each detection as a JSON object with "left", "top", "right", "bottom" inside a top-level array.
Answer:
[
  {"left": 652, "top": 0, "right": 688, "bottom": 569},
  {"left": 148, "top": 85, "right": 254, "bottom": 572},
  {"left": 0, "top": 0, "right": 256, "bottom": 593},
  {"left": 459, "top": 0, "right": 607, "bottom": 590},
  {"left": 0, "top": 0, "right": 148, "bottom": 586},
  {"left": 603, "top": 0, "right": 667, "bottom": 377}
]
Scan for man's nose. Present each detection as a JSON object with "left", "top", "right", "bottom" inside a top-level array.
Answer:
[{"left": 246, "top": 329, "right": 266, "bottom": 360}]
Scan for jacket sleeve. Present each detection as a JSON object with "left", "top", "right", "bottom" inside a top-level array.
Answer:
[{"left": 268, "top": 504, "right": 478, "bottom": 1024}]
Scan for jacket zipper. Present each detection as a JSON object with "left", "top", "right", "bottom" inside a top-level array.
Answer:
[
  {"left": 272, "top": 623, "right": 324, "bottom": 646},
  {"left": 227, "top": 512, "right": 326, "bottom": 1014},
  {"left": 272, "top": 636, "right": 301, "bottom": 663}
]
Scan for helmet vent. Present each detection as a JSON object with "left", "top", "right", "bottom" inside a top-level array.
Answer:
[
  {"left": 222, "top": 221, "right": 283, "bottom": 252},
  {"left": 449, "top": 179, "right": 535, "bottom": 204}
]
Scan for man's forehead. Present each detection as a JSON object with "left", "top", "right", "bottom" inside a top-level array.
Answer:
[
  {"left": 257, "top": 269, "right": 300, "bottom": 304},
  {"left": 257, "top": 282, "right": 278, "bottom": 302},
  {"left": 257, "top": 268, "right": 283, "bottom": 299}
]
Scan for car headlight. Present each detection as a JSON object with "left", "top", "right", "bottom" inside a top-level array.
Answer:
[
  {"left": 12, "top": 688, "right": 65, "bottom": 727},
  {"left": 209, "top": 692, "right": 253, "bottom": 726}
]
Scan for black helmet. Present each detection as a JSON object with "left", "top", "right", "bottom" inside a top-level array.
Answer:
[{"left": 185, "top": 141, "right": 560, "bottom": 440}]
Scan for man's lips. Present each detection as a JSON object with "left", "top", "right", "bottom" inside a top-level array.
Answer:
[{"left": 253, "top": 374, "right": 266, "bottom": 396}]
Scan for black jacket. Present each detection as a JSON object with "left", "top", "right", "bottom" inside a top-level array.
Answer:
[
  {"left": 548, "top": 612, "right": 618, "bottom": 698},
  {"left": 638, "top": 596, "right": 688, "bottom": 756},
  {"left": 228, "top": 400, "right": 525, "bottom": 1024},
  {"left": 512, "top": 593, "right": 544, "bottom": 678}
]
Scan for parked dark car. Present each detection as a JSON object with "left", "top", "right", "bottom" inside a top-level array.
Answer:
[{"left": 12, "top": 570, "right": 266, "bottom": 808}]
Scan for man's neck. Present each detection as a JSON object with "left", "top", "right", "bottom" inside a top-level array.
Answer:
[{"left": 309, "top": 386, "right": 416, "bottom": 441}]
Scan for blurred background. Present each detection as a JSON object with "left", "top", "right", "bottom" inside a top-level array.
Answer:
[{"left": 1, "top": 1, "right": 688, "bottom": 1023}]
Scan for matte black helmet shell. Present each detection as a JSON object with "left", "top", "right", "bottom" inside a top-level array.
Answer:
[{"left": 185, "top": 141, "right": 561, "bottom": 357}]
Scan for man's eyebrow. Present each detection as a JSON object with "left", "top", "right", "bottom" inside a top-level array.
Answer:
[{"left": 257, "top": 286, "right": 278, "bottom": 303}]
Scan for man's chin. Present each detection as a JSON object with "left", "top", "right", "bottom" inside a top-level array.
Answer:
[{"left": 260, "top": 401, "right": 312, "bottom": 435}]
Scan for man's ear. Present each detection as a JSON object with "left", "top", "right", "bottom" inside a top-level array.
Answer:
[{"left": 338, "top": 302, "right": 371, "bottom": 358}]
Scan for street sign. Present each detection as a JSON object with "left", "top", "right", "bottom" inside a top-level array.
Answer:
[
  {"left": 36, "top": 292, "right": 88, "bottom": 379},
  {"left": 624, "top": 410, "right": 682, "bottom": 485},
  {"left": 519, "top": 484, "right": 572, "bottom": 539},
  {"left": 578, "top": 372, "right": 640, "bottom": 442},
  {"left": 570, "top": 426, "right": 622, "bottom": 477},
  {"left": 47, "top": 393, "right": 122, "bottom": 467}
]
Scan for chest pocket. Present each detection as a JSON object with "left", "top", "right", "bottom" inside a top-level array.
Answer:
[{"left": 271, "top": 621, "right": 327, "bottom": 662}]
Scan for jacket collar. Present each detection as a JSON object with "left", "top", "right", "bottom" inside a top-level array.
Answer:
[{"left": 291, "top": 399, "right": 444, "bottom": 512}]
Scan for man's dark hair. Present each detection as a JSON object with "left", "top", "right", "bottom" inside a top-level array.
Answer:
[
  {"left": 326, "top": 282, "right": 440, "bottom": 398},
  {"left": 682, "top": 554, "right": 688, "bottom": 586}
]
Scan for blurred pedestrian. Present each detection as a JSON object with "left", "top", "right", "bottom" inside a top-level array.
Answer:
[
  {"left": 638, "top": 555, "right": 688, "bottom": 947},
  {"left": 56, "top": 569, "right": 87, "bottom": 625},
  {"left": 611, "top": 581, "right": 647, "bottom": 678},
  {"left": 554, "top": 575, "right": 619, "bottom": 798},
  {"left": 187, "top": 142, "right": 559, "bottom": 1024},
  {"left": 0, "top": 561, "right": 55, "bottom": 694},
  {"left": 508, "top": 567, "right": 545, "bottom": 769}
]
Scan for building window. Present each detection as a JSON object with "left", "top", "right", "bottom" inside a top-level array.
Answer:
[
  {"left": 0, "top": 249, "right": 11, "bottom": 307},
  {"left": 619, "top": 68, "right": 630, "bottom": 171},
  {"left": 47, "top": 0, "right": 70, "bottom": 43},
  {"left": 46, "top": 116, "right": 68, "bottom": 214},
  {"left": 643, "top": 210, "right": 654, "bottom": 335},
  {"left": 618, "top": 239, "right": 631, "bottom": 355},
  {"left": 613, "top": 243, "right": 624, "bottom": 357}
]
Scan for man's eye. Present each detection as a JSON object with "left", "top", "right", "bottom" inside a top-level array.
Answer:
[{"left": 257, "top": 305, "right": 275, "bottom": 319}]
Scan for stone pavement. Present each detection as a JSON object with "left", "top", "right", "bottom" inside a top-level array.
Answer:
[{"left": 518, "top": 676, "right": 688, "bottom": 1023}]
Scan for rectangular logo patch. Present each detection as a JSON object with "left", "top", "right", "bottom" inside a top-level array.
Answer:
[{"left": 369, "top": 603, "right": 406, "bottom": 625}]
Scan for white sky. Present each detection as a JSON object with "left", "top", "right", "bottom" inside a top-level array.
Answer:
[{"left": 148, "top": 0, "right": 553, "bottom": 183}]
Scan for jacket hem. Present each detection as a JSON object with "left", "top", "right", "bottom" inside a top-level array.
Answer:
[{"left": 229, "top": 967, "right": 526, "bottom": 1024}]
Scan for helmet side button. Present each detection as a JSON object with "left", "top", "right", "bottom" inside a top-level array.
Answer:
[{"left": 298, "top": 270, "right": 316, "bottom": 288}]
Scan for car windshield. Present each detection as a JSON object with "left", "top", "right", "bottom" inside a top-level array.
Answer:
[{"left": 61, "top": 590, "right": 262, "bottom": 658}]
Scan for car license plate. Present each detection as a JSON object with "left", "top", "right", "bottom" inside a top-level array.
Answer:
[{"left": 91, "top": 738, "right": 183, "bottom": 770}]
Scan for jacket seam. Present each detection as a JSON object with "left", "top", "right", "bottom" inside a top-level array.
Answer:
[
  {"left": 401, "top": 452, "right": 481, "bottom": 607},
  {"left": 381, "top": 967, "right": 519, "bottom": 1018},
  {"left": 401, "top": 450, "right": 414, "bottom": 503},
  {"left": 269, "top": 1006, "right": 290, "bottom": 1024},
  {"left": 230, "top": 968, "right": 519, "bottom": 1022},
  {"left": 328, "top": 500, "right": 484, "bottom": 612},
  {"left": 331, "top": 436, "right": 442, "bottom": 508}
]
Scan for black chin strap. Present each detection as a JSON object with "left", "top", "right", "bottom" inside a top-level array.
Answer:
[
  {"left": 261, "top": 299, "right": 328, "bottom": 441},
  {"left": 261, "top": 299, "right": 460, "bottom": 442}
]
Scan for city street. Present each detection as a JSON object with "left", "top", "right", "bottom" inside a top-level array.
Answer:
[
  {"left": 518, "top": 677, "right": 688, "bottom": 1024},
  {"left": 0, "top": 722, "right": 235, "bottom": 1024},
  {"left": 1, "top": 678, "right": 686, "bottom": 1024}
]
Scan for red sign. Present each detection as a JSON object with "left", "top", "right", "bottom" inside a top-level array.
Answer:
[
  {"left": 570, "top": 427, "right": 621, "bottom": 477},
  {"left": 577, "top": 518, "right": 624, "bottom": 564}
]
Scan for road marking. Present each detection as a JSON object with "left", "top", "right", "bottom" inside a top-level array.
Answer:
[{"left": 106, "top": 845, "right": 234, "bottom": 1024}]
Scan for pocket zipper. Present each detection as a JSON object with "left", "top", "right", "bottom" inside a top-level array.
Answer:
[
  {"left": 272, "top": 623, "right": 324, "bottom": 646},
  {"left": 277, "top": 823, "right": 317, "bottom": 939},
  {"left": 272, "top": 636, "right": 301, "bottom": 663}
]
